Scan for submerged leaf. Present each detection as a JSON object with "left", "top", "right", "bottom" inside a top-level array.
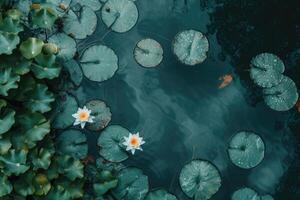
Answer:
[{"left": 145, "top": 189, "right": 178, "bottom": 200}]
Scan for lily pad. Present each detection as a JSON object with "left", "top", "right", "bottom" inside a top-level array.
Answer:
[
  {"left": 250, "top": 53, "right": 285, "bottom": 88},
  {"left": 0, "top": 136, "right": 12, "bottom": 154},
  {"left": 134, "top": 38, "right": 164, "bottom": 68},
  {"left": 113, "top": 167, "right": 149, "bottom": 200},
  {"left": 33, "top": 173, "right": 52, "bottom": 196},
  {"left": 228, "top": 131, "right": 265, "bottom": 169},
  {"left": 145, "top": 189, "right": 178, "bottom": 200},
  {"left": 52, "top": 93, "right": 78, "bottom": 129},
  {"left": 0, "top": 67, "right": 20, "bottom": 96},
  {"left": 56, "top": 155, "right": 84, "bottom": 181},
  {"left": 44, "top": 185, "right": 69, "bottom": 200},
  {"left": 173, "top": 30, "right": 209, "bottom": 66},
  {"left": 72, "top": 0, "right": 102, "bottom": 11},
  {"left": 97, "top": 125, "right": 130, "bottom": 162},
  {"left": 56, "top": 129, "right": 88, "bottom": 159},
  {"left": 101, "top": 0, "right": 139, "bottom": 33},
  {"left": 13, "top": 172, "right": 35, "bottom": 196},
  {"left": 0, "top": 32, "right": 20, "bottom": 55},
  {"left": 263, "top": 76, "right": 299, "bottom": 111},
  {"left": 62, "top": 59, "right": 83, "bottom": 86},
  {"left": 179, "top": 160, "right": 221, "bottom": 200},
  {"left": 30, "top": 141, "right": 55, "bottom": 170},
  {"left": 63, "top": 6, "right": 97, "bottom": 39},
  {"left": 0, "top": 106, "right": 15, "bottom": 134},
  {"left": 32, "top": 7, "right": 58, "bottom": 29},
  {"left": 0, "top": 16, "right": 23, "bottom": 33},
  {"left": 0, "top": 149, "right": 30, "bottom": 176},
  {"left": 31, "top": 53, "right": 61, "bottom": 79},
  {"left": 85, "top": 99, "right": 112, "bottom": 131},
  {"left": 0, "top": 174, "right": 12, "bottom": 197},
  {"left": 231, "top": 187, "right": 260, "bottom": 200},
  {"left": 80, "top": 45, "right": 118, "bottom": 82},
  {"left": 48, "top": 33, "right": 76, "bottom": 61},
  {"left": 93, "top": 179, "right": 118, "bottom": 196},
  {"left": 19, "top": 37, "right": 44, "bottom": 59}
]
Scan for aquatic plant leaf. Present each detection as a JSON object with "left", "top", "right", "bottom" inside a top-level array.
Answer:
[
  {"left": 48, "top": 33, "right": 76, "bottom": 61},
  {"left": 0, "top": 32, "right": 20, "bottom": 55},
  {"left": 0, "top": 174, "right": 12, "bottom": 197},
  {"left": 13, "top": 58, "right": 31, "bottom": 75},
  {"left": 112, "top": 167, "right": 149, "bottom": 200},
  {"left": 80, "top": 45, "right": 118, "bottom": 82},
  {"left": 62, "top": 59, "right": 83, "bottom": 86},
  {"left": 31, "top": 53, "right": 61, "bottom": 79},
  {"left": 134, "top": 38, "right": 164, "bottom": 68},
  {"left": 52, "top": 93, "right": 78, "bottom": 129},
  {"left": 44, "top": 185, "right": 69, "bottom": 200},
  {"left": 30, "top": 141, "right": 55, "bottom": 170},
  {"left": 0, "top": 149, "right": 29, "bottom": 175},
  {"left": 32, "top": 7, "right": 58, "bottom": 29},
  {"left": 228, "top": 131, "right": 265, "bottom": 169},
  {"left": 55, "top": 178, "right": 84, "bottom": 199},
  {"left": 19, "top": 37, "right": 44, "bottom": 59},
  {"left": 33, "top": 173, "right": 51, "bottom": 196},
  {"left": 73, "top": 0, "right": 102, "bottom": 11},
  {"left": 14, "top": 171, "right": 35, "bottom": 196},
  {"left": 231, "top": 187, "right": 260, "bottom": 200},
  {"left": 93, "top": 179, "right": 118, "bottom": 196},
  {"left": 263, "top": 76, "right": 299, "bottom": 111},
  {"left": 0, "top": 136, "right": 11, "bottom": 155},
  {"left": 179, "top": 160, "right": 221, "bottom": 200},
  {"left": 261, "top": 195, "right": 274, "bottom": 200},
  {"left": 97, "top": 125, "right": 130, "bottom": 162},
  {"left": 250, "top": 53, "right": 285, "bottom": 88},
  {"left": 56, "top": 155, "right": 84, "bottom": 181},
  {"left": 85, "top": 99, "right": 112, "bottom": 131},
  {"left": 0, "top": 106, "right": 15, "bottom": 135},
  {"left": 24, "top": 83, "right": 55, "bottom": 113},
  {"left": 63, "top": 6, "right": 97, "bottom": 39},
  {"left": 145, "top": 189, "right": 178, "bottom": 200},
  {"left": 173, "top": 30, "right": 209, "bottom": 66},
  {"left": 0, "top": 67, "right": 20, "bottom": 96},
  {"left": 0, "top": 16, "right": 23, "bottom": 33},
  {"left": 56, "top": 129, "right": 88, "bottom": 159},
  {"left": 101, "top": 0, "right": 138, "bottom": 33}
]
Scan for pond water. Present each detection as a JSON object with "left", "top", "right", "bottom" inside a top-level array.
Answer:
[{"left": 70, "top": 0, "right": 298, "bottom": 199}]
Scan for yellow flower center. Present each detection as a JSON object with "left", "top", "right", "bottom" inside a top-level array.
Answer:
[
  {"left": 130, "top": 137, "right": 139, "bottom": 147},
  {"left": 79, "top": 111, "right": 89, "bottom": 121}
]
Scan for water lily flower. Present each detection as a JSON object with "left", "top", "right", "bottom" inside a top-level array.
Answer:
[
  {"left": 72, "top": 106, "right": 95, "bottom": 129},
  {"left": 123, "top": 132, "right": 145, "bottom": 155}
]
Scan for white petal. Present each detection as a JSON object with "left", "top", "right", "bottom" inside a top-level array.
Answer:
[
  {"left": 73, "top": 120, "right": 81, "bottom": 126},
  {"left": 80, "top": 122, "right": 86, "bottom": 129},
  {"left": 131, "top": 149, "right": 136, "bottom": 155},
  {"left": 72, "top": 113, "right": 78, "bottom": 118}
]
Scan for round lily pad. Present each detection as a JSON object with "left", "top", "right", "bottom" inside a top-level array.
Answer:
[
  {"left": 48, "top": 33, "right": 76, "bottom": 61},
  {"left": 101, "top": 0, "right": 139, "bottom": 33},
  {"left": 146, "top": 189, "right": 178, "bottom": 200},
  {"left": 134, "top": 38, "right": 163, "bottom": 68},
  {"left": 0, "top": 32, "right": 20, "bottom": 55},
  {"left": 179, "top": 160, "right": 221, "bottom": 200},
  {"left": 62, "top": 59, "right": 83, "bottom": 86},
  {"left": 80, "top": 45, "right": 118, "bottom": 82},
  {"left": 250, "top": 53, "right": 285, "bottom": 88},
  {"left": 173, "top": 30, "right": 209, "bottom": 66},
  {"left": 52, "top": 93, "right": 78, "bottom": 129},
  {"left": 263, "top": 76, "right": 299, "bottom": 111},
  {"left": 63, "top": 6, "right": 97, "bottom": 39},
  {"left": 56, "top": 129, "right": 88, "bottom": 159},
  {"left": 97, "top": 125, "right": 130, "bottom": 162},
  {"left": 231, "top": 187, "right": 260, "bottom": 200},
  {"left": 113, "top": 167, "right": 149, "bottom": 200},
  {"left": 72, "top": 0, "right": 102, "bottom": 11},
  {"left": 85, "top": 100, "right": 112, "bottom": 131},
  {"left": 228, "top": 131, "right": 265, "bottom": 169}
]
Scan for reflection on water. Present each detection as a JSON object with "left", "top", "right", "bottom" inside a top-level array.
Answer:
[{"left": 74, "top": 0, "right": 297, "bottom": 199}]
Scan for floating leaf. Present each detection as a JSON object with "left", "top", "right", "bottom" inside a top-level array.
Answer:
[
  {"left": 29, "top": 141, "right": 55, "bottom": 170},
  {"left": 56, "top": 129, "right": 88, "bottom": 159},
  {"left": 231, "top": 187, "right": 260, "bottom": 200},
  {"left": 228, "top": 131, "right": 265, "bottom": 169},
  {"left": 0, "top": 67, "right": 20, "bottom": 96},
  {"left": 73, "top": 0, "right": 102, "bottom": 11},
  {"left": 145, "top": 189, "right": 178, "bottom": 200},
  {"left": 85, "top": 99, "right": 112, "bottom": 131},
  {"left": 0, "top": 149, "right": 29, "bottom": 176},
  {"left": 62, "top": 59, "right": 83, "bottom": 86},
  {"left": 134, "top": 38, "right": 164, "bottom": 68},
  {"left": 13, "top": 58, "right": 31, "bottom": 75},
  {"left": 101, "top": 0, "right": 138, "bottom": 33},
  {"left": 0, "top": 174, "right": 12, "bottom": 197},
  {"left": 0, "top": 105, "right": 15, "bottom": 135},
  {"left": 80, "top": 44, "right": 118, "bottom": 82},
  {"left": 97, "top": 125, "right": 130, "bottom": 162},
  {"left": 179, "top": 160, "right": 221, "bottom": 200},
  {"left": 63, "top": 6, "right": 97, "bottom": 39},
  {"left": 93, "top": 179, "right": 118, "bottom": 196},
  {"left": 250, "top": 53, "right": 285, "bottom": 88},
  {"left": 48, "top": 33, "right": 76, "bottom": 61},
  {"left": 56, "top": 155, "right": 84, "bottom": 181},
  {"left": 0, "top": 32, "right": 20, "bottom": 55},
  {"left": 33, "top": 173, "right": 52, "bottom": 196},
  {"left": 173, "top": 30, "right": 209, "bottom": 66},
  {"left": 31, "top": 53, "right": 61, "bottom": 79},
  {"left": 32, "top": 7, "right": 58, "bottom": 29},
  {"left": 0, "top": 136, "right": 12, "bottom": 155},
  {"left": 263, "top": 76, "right": 299, "bottom": 111},
  {"left": 0, "top": 16, "right": 23, "bottom": 33},
  {"left": 44, "top": 185, "right": 69, "bottom": 200},
  {"left": 19, "top": 37, "right": 44, "bottom": 59},
  {"left": 55, "top": 178, "right": 84, "bottom": 199},
  {"left": 112, "top": 167, "right": 149, "bottom": 200},
  {"left": 14, "top": 171, "right": 35, "bottom": 196}
]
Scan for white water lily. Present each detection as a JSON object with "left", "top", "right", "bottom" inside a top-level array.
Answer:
[
  {"left": 123, "top": 132, "right": 145, "bottom": 155},
  {"left": 72, "top": 106, "right": 95, "bottom": 129}
]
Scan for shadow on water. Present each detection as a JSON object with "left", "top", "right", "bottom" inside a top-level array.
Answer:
[{"left": 75, "top": 0, "right": 299, "bottom": 199}]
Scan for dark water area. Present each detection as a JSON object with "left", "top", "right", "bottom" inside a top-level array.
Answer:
[{"left": 72, "top": 0, "right": 300, "bottom": 199}]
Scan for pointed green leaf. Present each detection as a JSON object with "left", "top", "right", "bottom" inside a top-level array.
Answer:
[
  {"left": 0, "top": 106, "right": 15, "bottom": 134},
  {"left": 0, "top": 67, "right": 20, "bottom": 96},
  {"left": 0, "top": 149, "right": 29, "bottom": 175}
]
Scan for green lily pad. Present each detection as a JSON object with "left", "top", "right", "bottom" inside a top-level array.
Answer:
[
  {"left": 0, "top": 106, "right": 15, "bottom": 135},
  {"left": 250, "top": 53, "right": 285, "bottom": 88},
  {"left": 52, "top": 93, "right": 78, "bottom": 129},
  {"left": 63, "top": 6, "right": 97, "bottom": 39},
  {"left": 33, "top": 173, "right": 52, "bottom": 196},
  {"left": 263, "top": 76, "right": 299, "bottom": 111},
  {"left": 31, "top": 53, "right": 61, "bottom": 79},
  {"left": 0, "top": 32, "right": 20, "bottom": 55},
  {"left": 56, "top": 129, "right": 88, "bottom": 159},
  {"left": 145, "top": 189, "right": 178, "bottom": 200},
  {"left": 97, "top": 125, "right": 130, "bottom": 162},
  {"left": 134, "top": 38, "right": 164, "bottom": 68},
  {"left": 85, "top": 99, "right": 112, "bottom": 131},
  {"left": 62, "top": 59, "right": 83, "bottom": 86},
  {"left": 231, "top": 187, "right": 260, "bottom": 200},
  {"left": 0, "top": 149, "right": 30, "bottom": 176},
  {"left": 13, "top": 58, "right": 32, "bottom": 75},
  {"left": 0, "top": 67, "right": 20, "bottom": 96},
  {"left": 19, "top": 37, "right": 44, "bottom": 59},
  {"left": 73, "top": 0, "right": 102, "bottom": 11},
  {"left": 93, "top": 179, "right": 118, "bottom": 196},
  {"left": 173, "top": 30, "right": 209, "bottom": 66},
  {"left": 56, "top": 155, "right": 84, "bottom": 181},
  {"left": 14, "top": 171, "right": 35, "bottom": 196},
  {"left": 0, "top": 174, "right": 12, "bottom": 197},
  {"left": 0, "top": 16, "right": 23, "bottom": 33},
  {"left": 228, "top": 131, "right": 265, "bottom": 169},
  {"left": 101, "top": 0, "right": 139, "bottom": 33},
  {"left": 55, "top": 178, "right": 84, "bottom": 199},
  {"left": 113, "top": 167, "right": 149, "bottom": 200},
  {"left": 32, "top": 7, "right": 58, "bottom": 29},
  {"left": 44, "top": 185, "right": 69, "bottom": 200},
  {"left": 0, "top": 136, "right": 12, "bottom": 155},
  {"left": 30, "top": 141, "right": 55, "bottom": 170},
  {"left": 48, "top": 33, "right": 76, "bottom": 61},
  {"left": 80, "top": 44, "right": 118, "bottom": 82},
  {"left": 179, "top": 160, "right": 221, "bottom": 200}
]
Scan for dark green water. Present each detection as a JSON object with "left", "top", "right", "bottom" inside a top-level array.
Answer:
[{"left": 72, "top": 0, "right": 300, "bottom": 199}]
